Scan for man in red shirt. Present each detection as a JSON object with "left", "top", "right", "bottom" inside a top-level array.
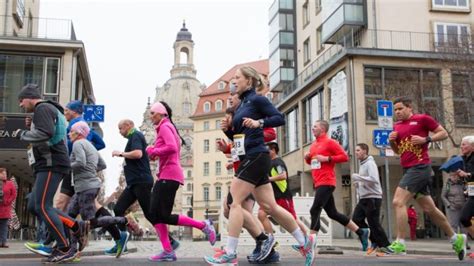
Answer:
[
  {"left": 305, "top": 120, "right": 369, "bottom": 251},
  {"left": 388, "top": 97, "right": 467, "bottom": 260}
]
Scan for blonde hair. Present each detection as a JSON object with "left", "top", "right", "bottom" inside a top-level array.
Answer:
[{"left": 238, "top": 66, "right": 265, "bottom": 92}]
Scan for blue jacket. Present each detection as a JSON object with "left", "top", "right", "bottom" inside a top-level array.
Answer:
[
  {"left": 224, "top": 88, "right": 284, "bottom": 156},
  {"left": 67, "top": 116, "right": 106, "bottom": 154}
]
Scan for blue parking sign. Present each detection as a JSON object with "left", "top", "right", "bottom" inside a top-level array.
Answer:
[
  {"left": 373, "top": 129, "right": 392, "bottom": 147},
  {"left": 83, "top": 105, "right": 105, "bottom": 122},
  {"left": 377, "top": 100, "right": 393, "bottom": 117}
]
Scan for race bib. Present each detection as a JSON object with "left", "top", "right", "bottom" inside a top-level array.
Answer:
[
  {"left": 311, "top": 158, "right": 321, "bottom": 170},
  {"left": 231, "top": 148, "right": 240, "bottom": 162},
  {"left": 233, "top": 134, "right": 246, "bottom": 156},
  {"left": 27, "top": 146, "right": 36, "bottom": 165},
  {"left": 468, "top": 182, "right": 474, "bottom": 197}
]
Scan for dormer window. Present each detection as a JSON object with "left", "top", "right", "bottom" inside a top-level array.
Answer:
[
  {"left": 204, "top": 101, "right": 211, "bottom": 112},
  {"left": 218, "top": 81, "right": 226, "bottom": 90},
  {"left": 215, "top": 100, "right": 223, "bottom": 111}
]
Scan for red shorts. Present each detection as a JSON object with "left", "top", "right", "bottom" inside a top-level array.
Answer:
[{"left": 275, "top": 198, "right": 297, "bottom": 219}]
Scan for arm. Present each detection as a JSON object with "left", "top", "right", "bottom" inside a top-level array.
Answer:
[
  {"left": 388, "top": 131, "right": 399, "bottom": 154},
  {"left": 256, "top": 96, "right": 285, "bottom": 128},
  {"left": 328, "top": 140, "right": 349, "bottom": 163},
  {"left": 97, "top": 154, "right": 107, "bottom": 172},
  {"left": 441, "top": 183, "right": 451, "bottom": 209},
  {"left": 19, "top": 105, "right": 55, "bottom": 142},
  {"left": 88, "top": 130, "right": 106, "bottom": 151},
  {"left": 352, "top": 161, "right": 379, "bottom": 183},
  {"left": 146, "top": 124, "right": 179, "bottom": 158},
  {"left": 71, "top": 142, "right": 86, "bottom": 171},
  {"left": 270, "top": 171, "right": 287, "bottom": 182}
]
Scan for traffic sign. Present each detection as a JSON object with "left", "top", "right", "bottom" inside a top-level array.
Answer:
[
  {"left": 377, "top": 100, "right": 393, "bottom": 117},
  {"left": 83, "top": 105, "right": 105, "bottom": 122},
  {"left": 373, "top": 129, "right": 392, "bottom": 148}
]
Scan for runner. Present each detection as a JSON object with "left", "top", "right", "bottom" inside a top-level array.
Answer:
[
  {"left": 388, "top": 96, "right": 467, "bottom": 260},
  {"left": 205, "top": 66, "right": 314, "bottom": 266},
  {"left": 350, "top": 143, "right": 393, "bottom": 255},
  {"left": 305, "top": 120, "right": 369, "bottom": 253},
  {"left": 146, "top": 101, "right": 216, "bottom": 262}
]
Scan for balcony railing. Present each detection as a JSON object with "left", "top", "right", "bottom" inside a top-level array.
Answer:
[
  {"left": 0, "top": 15, "right": 76, "bottom": 41},
  {"left": 273, "top": 28, "right": 472, "bottom": 104}
]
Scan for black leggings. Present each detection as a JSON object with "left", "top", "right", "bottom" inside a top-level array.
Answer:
[
  {"left": 114, "top": 183, "right": 153, "bottom": 231},
  {"left": 310, "top": 185, "right": 350, "bottom": 231},
  {"left": 460, "top": 197, "right": 474, "bottom": 228},
  {"left": 352, "top": 198, "right": 390, "bottom": 247},
  {"left": 149, "top": 179, "right": 180, "bottom": 225}
]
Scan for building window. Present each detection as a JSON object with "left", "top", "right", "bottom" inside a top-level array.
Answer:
[
  {"left": 303, "top": 38, "right": 311, "bottom": 65},
  {"left": 218, "top": 81, "right": 226, "bottom": 90},
  {"left": 316, "top": 27, "right": 324, "bottom": 53},
  {"left": 187, "top": 183, "right": 192, "bottom": 192},
  {"left": 215, "top": 120, "right": 220, "bottom": 130},
  {"left": 215, "top": 100, "right": 223, "bottom": 111},
  {"left": 13, "top": 0, "right": 26, "bottom": 26},
  {"left": 183, "top": 101, "right": 192, "bottom": 115},
  {"left": 0, "top": 55, "right": 60, "bottom": 113},
  {"left": 203, "top": 187, "right": 209, "bottom": 202},
  {"left": 203, "top": 162, "right": 209, "bottom": 176},
  {"left": 187, "top": 170, "right": 192, "bottom": 178},
  {"left": 452, "top": 73, "right": 474, "bottom": 126},
  {"left": 304, "top": 90, "right": 323, "bottom": 144},
  {"left": 363, "top": 67, "right": 443, "bottom": 123},
  {"left": 315, "top": 0, "right": 322, "bottom": 14},
  {"left": 432, "top": 0, "right": 469, "bottom": 9},
  {"left": 204, "top": 139, "right": 210, "bottom": 153},
  {"left": 215, "top": 161, "right": 222, "bottom": 176},
  {"left": 284, "top": 107, "right": 299, "bottom": 153},
  {"left": 303, "top": 0, "right": 310, "bottom": 27},
  {"left": 215, "top": 186, "right": 222, "bottom": 201},
  {"left": 204, "top": 101, "right": 211, "bottom": 112},
  {"left": 203, "top": 121, "right": 210, "bottom": 131},
  {"left": 434, "top": 22, "right": 471, "bottom": 53},
  {"left": 186, "top": 196, "right": 192, "bottom": 205}
]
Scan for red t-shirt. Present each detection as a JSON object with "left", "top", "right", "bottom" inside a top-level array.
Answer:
[
  {"left": 393, "top": 114, "right": 439, "bottom": 168},
  {"left": 305, "top": 134, "right": 349, "bottom": 188}
]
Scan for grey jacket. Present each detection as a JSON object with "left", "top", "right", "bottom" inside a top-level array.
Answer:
[
  {"left": 70, "top": 139, "right": 106, "bottom": 193},
  {"left": 441, "top": 179, "right": 466, "bottom": 210},
  {"left": 352, "top": 156, "right": 383, "bottom": 199}
]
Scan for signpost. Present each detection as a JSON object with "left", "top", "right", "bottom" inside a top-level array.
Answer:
[
  {"left": 83, "top": 105, "right": 105, "bottom": 122},
  {"left": 375, "top": 100, "right": 393, "bottom": 240}
]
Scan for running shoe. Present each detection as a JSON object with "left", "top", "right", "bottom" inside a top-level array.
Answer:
[
  {"left": 358, "top": 228, "right": 370, "bottom": 251},
  {"left": 255, "top": 234, "right": 275, "bottom": 261},
  {"left": 452, "top": 233, "right": 467, "bottom": 261},
  {"left": 388, "top": 240, "right": 406, "bottom": 255},
  {"left": 171, "top": 238, "right": 180, "bottom": 251},
  {"left": 42, "top": 247, "right": 77, "bottom": 263},
  {"left": 24, "top": 242, "right": 52, "bottom": 257},
  {"left": 104, "top": 244, "right": 128, "bottom": 256},
  {"left": 202, "top": 219, "right": 217, "bottom": 246},
  {"left": 148, "top": 250, "right": 177, "bottom": 262},
  {"left": 247, "top": 243, "right": 261, "bottom": 261},
  {"left": 366, "top": 242, "right": 377, "bottom": 255},
  {"left": 76, "top": 220, "right": 90, "bottom": 252},
  {"left": 375, "top": 246, "right": 396, "bottom": 257},
  {"left": 302, "top": 234, "right": 317, "bottom": 266},
  {"left": 253, "top": 250, "right": 280, "bottom": 264},
  {"left": 204, "top": 251, "right": 238, "bottom": 265},
  {"left": 116, "top": 231, "right": 130, "bottom": 258}
]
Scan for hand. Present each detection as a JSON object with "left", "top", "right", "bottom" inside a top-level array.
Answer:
[
  {"left": 220, "top": 119, "right": 230, "bottom": 131},
  {"left": 304, "top": 152, "right": 311, "bottom": 161},
  {"left": 389, "top": 131, "right": 398, "bottom": 141},
  {"left": 314, "top": 155, "right": 329, "bottom": 162},
  {"left": 216, "top": 139, "right": 228, "bottom": 152},
  {"left": 410, "top": 135, "right": 428, "bottom": 145},
  {"left": 226, "top": 162, "right": 234, "bottom": 170},
  {"left": 25, "top": 116, "right": 32, "bottom": 128},
  {"left": 242, "top": 117, "right": 259, "bottom": 128},
  {"left": 13, "top": 129, "right": 24, "bottom": 139},
  {"left": 112, "top": 150, "right": 122, "bottom": 157},
  {"left": 456, "top": 169, "right": 470, "bottom": 178}
]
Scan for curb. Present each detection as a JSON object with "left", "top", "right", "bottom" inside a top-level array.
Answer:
[
  {"left": 336, "top": 245, "right": 454, "bottom": 256},
  {"left": 0, "top": 247, "right": 138, "bottom": 259}
]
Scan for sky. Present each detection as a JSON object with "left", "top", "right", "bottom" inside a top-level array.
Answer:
[{"left": 40, "top": 0, "right": 274, "bottom": 196}]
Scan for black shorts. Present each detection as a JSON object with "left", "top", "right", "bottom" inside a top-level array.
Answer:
[
  {"left": 60, "top": 173, "right": 75, "bottom": 197},
  {"left": 226, "top": 192, "right": 255, "bottom": 208},
  {"left": 399, "top": 164, "right": 432, "bottom": 198},
  {"left": 235, "top": 152, "right": 271, "bottom": 187}
]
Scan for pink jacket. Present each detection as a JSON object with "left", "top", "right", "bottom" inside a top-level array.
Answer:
[
  {"left": 0, "top": 180, "right": 17, "bottom": 219},
  {"left": 146, "top": 118, "right": 184, "bottom": 185}
]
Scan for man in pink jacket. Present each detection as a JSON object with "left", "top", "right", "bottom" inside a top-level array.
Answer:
[{"left": 0, "top": 168, "right": 17, "bottom": 248}]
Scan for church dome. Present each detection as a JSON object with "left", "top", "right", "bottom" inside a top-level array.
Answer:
[{"left": 176, "top": 21, "right": 193, "bottom": 42}]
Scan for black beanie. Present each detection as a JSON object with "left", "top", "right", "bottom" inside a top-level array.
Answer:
[{"left": 18, "top": 84, "right": 41, "bottom": 100}]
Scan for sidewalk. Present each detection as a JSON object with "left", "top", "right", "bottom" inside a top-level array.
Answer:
[{"left": 0, "top": 238, "right": 466, "bottom": 259}]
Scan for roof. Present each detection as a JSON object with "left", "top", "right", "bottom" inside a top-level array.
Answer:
[{"left": 191, "top": 59, "right": 268, "bottom": 118}]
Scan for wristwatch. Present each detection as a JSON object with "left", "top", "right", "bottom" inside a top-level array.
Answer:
[
  {"left": 425, "top": 136, "right": 432, "bottom": 143},
  {"left": 258, "top": 119, "right": 264, "bottom": 129},
  {"left": 119, "top": 152, "right": 124, "bottom": 157}
]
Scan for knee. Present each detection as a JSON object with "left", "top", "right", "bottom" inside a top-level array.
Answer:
[
  {"left": 392, "top": 198, "right": 405, "bottom": 209},
  {"left": 258, "top": 209, "right": 268, "bottom": 221}
]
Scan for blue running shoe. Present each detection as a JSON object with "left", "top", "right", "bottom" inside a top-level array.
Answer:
[
  {"left": 255, "top": 234, "right": 275, "bottom": 261},
  {"left": 24, "top": 242, "right": 53, "bottom": 257},
  {"left": 257, "top": 250, "right": 280, "bottom": 264},
  {"left": 43, "top": 247, "right": 77, "bottom": 263},
  {"left": 247, "top": 243, "right": 261, "bottom": 261},
  {"left": 302, "top": 234, "right": 317, "bottom": 266},
  {"left": 116, "top": 231, "right": 130, "bottom": 258},
  {"left": 148, "top": 250, "right": 177, "bottom": 262},
  {"left": 202, "top": 219, "right": 217, "bottom": 246}
]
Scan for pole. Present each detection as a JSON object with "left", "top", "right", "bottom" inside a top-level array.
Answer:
[{"left": 384, "top": 150, "right": 392, "bottom": 241}]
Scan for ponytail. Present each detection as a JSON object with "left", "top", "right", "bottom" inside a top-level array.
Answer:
[{"left": 159, "top": 101, "right": 187, "bottom": 146}]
